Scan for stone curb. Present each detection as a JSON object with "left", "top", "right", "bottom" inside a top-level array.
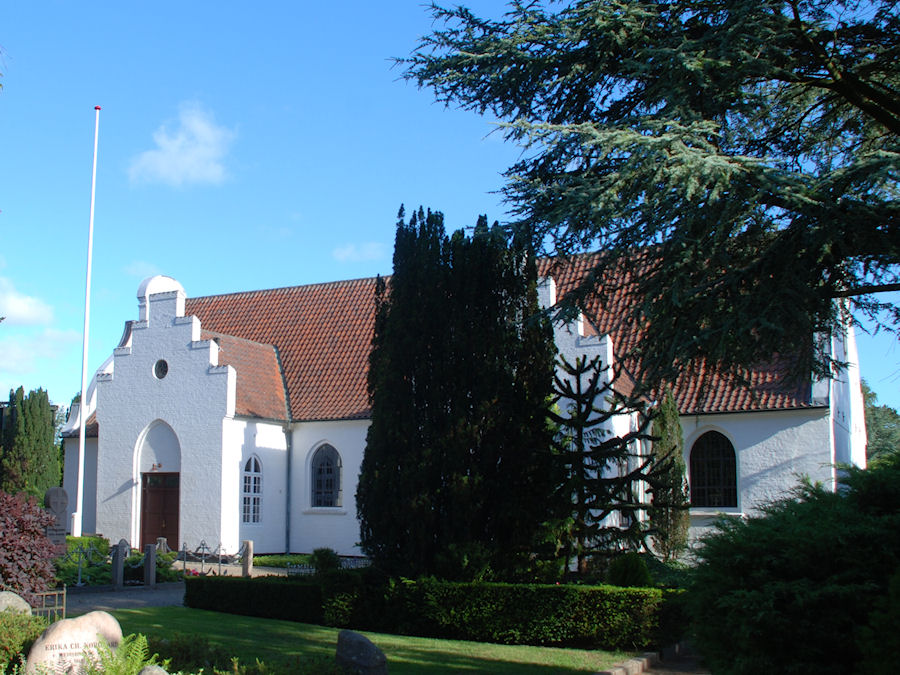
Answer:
[{"left": 595, "top": 651, "right": 660, "bottom": 675}]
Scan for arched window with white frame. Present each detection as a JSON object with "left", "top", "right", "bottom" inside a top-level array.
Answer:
[
  {"left": 311, "top": 444, "right": 342, "bottom": 507},
  {"left": 242, "top": 455, "right": 262, "bottom": 524}
]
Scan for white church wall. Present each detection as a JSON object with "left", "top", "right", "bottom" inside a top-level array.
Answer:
[
  {"left": 62, "top": 436, "right": 98, "bottom": 535},
  {"left": 232, "top": 418, "right": 288, "bottom": 554},
  {"left": 683, "top": 408, "right": 833, "bottom": 540},
  {"left": 828, "top": 323, "right": 867, "bottom": 468},
  {"left": 93, "top": 285, "right": 235, "bottom": 551},
  {"left": 290, "top": 419, "right": 369, "bottom": 556}
]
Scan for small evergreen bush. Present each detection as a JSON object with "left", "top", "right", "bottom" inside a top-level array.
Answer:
[
  {"left": 0, "top": 611, "right": 47, "bottom": 672},
  {"left": 690, "top": 452, "right": 900, "bottom": 674},
  {"left": 309, "top": 548, "right": 341, "bottom": 575},
  {"left": 606, "top": 552, "right": 653, "bottom": 588}
]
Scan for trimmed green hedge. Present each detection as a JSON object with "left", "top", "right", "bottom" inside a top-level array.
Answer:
[
  {"left": 185, "top": 574, "right": 684, "bottom": 650},
  {"left": 185, "top": 576, "right": 324, "bottom": 624}
]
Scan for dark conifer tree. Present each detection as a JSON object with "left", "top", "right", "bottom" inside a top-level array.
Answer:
[
  {"left": 648, "top": 386, "right": 690, "bottom": 562},
  {"left": 357, "top": 207, "right": 560, "bottom": 580},
  {"left": 1, "top": 387, "right": 59, "bottom": 497}
]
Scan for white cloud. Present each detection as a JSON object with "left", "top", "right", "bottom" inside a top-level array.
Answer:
[
  {"left": 129, "top": 102, "right": 236, "bottom": 187},
  {"left": 0, "top": 277, "right": 53, "bottom": 325},
  {"left": 332, "top": 242, "right": 388, "bottom": 263},
  {"left": 0, "top": 329, "right": 79, "bottom": 378},
  {"left": 123, "top": 260, "right": 163, "bottom": 279}
]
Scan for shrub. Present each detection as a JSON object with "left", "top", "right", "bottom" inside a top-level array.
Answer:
[
  {"left": 0, "top": 491, "right": 59, "bottom": 603},
  {"left": 689, "top": 452, "right": 900, "bottom": 675},
  {"left": 309, "top": 548, "right": 341, "bottom": 575},
  {"left": 185, "top": 576, "right": 324, "bottom": 624},
  {"left": 856, "top": 567, "right": 900, "bottom": 675},
  {"left": 0, "top": 611, "right": 47, "bottom": 672},
  {"left": 55, "top": 537, "right": 112, "bottom": 587},
  {"left": 185, "top": 573, "right": 681, "bottom": 650},
  {"left": 606, "top": 552, "right": 653, "bottom": 588}
]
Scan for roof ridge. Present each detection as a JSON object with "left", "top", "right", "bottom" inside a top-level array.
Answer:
[
  {"left": 188, "top": 275, "right": 382, "bottom": 303},
  {"left": 201, "top": 329, "right": 277, "bottom": 351}
]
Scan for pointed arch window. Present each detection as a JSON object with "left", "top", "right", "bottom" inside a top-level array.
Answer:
[
  {"left": 690, "top": 431, "right": 737, "bottom": 508},
  {"left": 312, "top": 444, "right": 341, "bottom": 507},
  {"left": 242, "top": 456, "right": 262, "bottom": 523}
]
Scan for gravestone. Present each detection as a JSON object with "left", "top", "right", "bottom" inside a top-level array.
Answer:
[
  {"left": 144, "top": 544, "right": 157, "bottom": 587},
  {"left": 111, "top": 539, "right": 130, "bottom": 588},
  {"left": 26, "top": 610, "right": 123, "bottom": 675},
  {"left": 335, "top": 629, "right": 388, "bottom": 674},
  {"left": 0, "top": 590, "right": 32, "bottom": 615},
  {"left": 43, "top": 487, "right": 68, "bottom": 548}
]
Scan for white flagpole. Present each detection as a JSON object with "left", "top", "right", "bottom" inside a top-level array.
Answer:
[{"left": 72, "top": 105, "right": 101, "bottom": 538}]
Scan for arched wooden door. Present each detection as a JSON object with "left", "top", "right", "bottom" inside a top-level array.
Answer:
[{"left": 141, "top": 472, "right": 179, "bottom": 549}]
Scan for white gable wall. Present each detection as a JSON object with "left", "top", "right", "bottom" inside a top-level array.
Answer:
[{"left": 94, "top": 288, "right": 237, "bottom": 551}]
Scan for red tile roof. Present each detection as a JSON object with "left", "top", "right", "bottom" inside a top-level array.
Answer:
[
  {"left": 539, "top": 255, "right": 815, "bottom": 414},
  {"left": 202, "top": 331, "right": 289, "bottom": 421},
  {"left": 186, "top": 278, "right": 379, "bottom": 421}
]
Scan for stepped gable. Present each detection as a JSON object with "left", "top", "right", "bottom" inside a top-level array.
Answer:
[
  {"left": 202, "top": 330, "right": 289, "bottom": 421},
  {"left": 539, "top": 254, "right": 815, "bottom": 414},
  {"left": 186, "top": 277, "right": 379, "bottom": 422}
]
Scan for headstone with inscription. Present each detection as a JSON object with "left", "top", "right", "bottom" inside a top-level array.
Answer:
[
  {"left": 43, "top": 487, "right": 68, "bottom": 548},
  {"left": 26, "top": 610, "right": 123, "bottom": 675},
  {"left": 0, "top": 590, "right": 32, "bottom": 615}
]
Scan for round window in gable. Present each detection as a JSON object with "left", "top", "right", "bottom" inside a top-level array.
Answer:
[{"left": 154, "top": 359, "right": 169, "bottom": 379}]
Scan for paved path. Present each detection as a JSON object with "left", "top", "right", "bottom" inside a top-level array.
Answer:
[
  {"left": 66, "top": 582, "right": 185, "bottom": 615},
  {"left": 643, "top": 654, "right": 711, "bottom": 674}
]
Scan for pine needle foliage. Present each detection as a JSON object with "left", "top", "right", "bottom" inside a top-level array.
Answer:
[
  {"left": 357, "top": 206, "right": 561, "bottom": 581},
  {"left": 550, "top": 353, "right": 661, "bottom": 572},
  {"left": 402, "top": 0, "right": 900, "bottom": 389},
  {"left": 648, "top": 387, "right": 690, "bottom": 562},
  {"left": 0, "top": 387, "right": 59, "bottom": 497}
]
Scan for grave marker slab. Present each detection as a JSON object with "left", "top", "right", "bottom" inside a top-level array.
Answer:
[
  {"left": 26, "top": 610, "right": 123, "bottom": 674},
  {"left": 44, "top": 487, "right": 68, "bottom": 548}
]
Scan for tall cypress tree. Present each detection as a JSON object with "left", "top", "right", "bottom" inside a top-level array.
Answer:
[
  {"left": 357, "top": 207, "right": 560, "bottom": 580},
  {"left": 0, "top": 387, "right": 59, "bottom": 497},
  {"left": 648, "top": 386, "right": 690, "bottom": 562}
]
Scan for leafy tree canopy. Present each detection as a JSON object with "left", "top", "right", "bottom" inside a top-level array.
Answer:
[
  {"left": 862, "top": 379, "right": 900, "bottom": 461},
  {"left": 403, "top": 0, "right": 899, "bottom": 388}
]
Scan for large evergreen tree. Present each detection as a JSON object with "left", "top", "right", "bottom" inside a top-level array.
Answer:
[
  {"left": 357, "top": 206, "right": 560, "bottom": 580},
  {"left": 402, "top": 0, "right": 899, "bottom": 388},
  {"left": 0, "top": 387, "right": 59, "bottom": 497},
  {"left": 648, "top": 387, "right": 690, "bottom": 562}
]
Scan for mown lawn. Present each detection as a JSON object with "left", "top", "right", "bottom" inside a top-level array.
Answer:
[{"left": 113, "top": 606, "right": 635, "bottom": 674}]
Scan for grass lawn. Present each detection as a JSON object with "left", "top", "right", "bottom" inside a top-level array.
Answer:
[{"left": 113, "top": 606, "right": 636, "bottom": 674}]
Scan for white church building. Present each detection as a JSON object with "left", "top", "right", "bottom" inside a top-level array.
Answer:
[{"left": 61, "top": 261, "right": 867, "bottom": 555}]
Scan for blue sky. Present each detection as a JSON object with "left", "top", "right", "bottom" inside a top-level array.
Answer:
[{"left": 1, "top": 1, "right": 898, "bottom": 414}]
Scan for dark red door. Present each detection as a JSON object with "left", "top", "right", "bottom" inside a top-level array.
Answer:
[{"left": 141, "top": 472, "right": 179, "bottom": 550}]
